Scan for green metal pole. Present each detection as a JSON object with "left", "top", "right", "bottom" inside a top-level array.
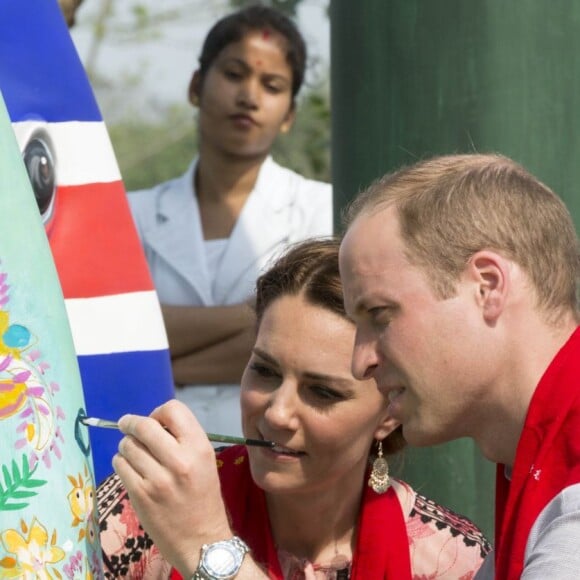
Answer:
[{"left": 331, "top": 0, "right": 580, "bottom": 539}]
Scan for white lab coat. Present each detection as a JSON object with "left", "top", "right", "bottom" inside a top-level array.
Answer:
[{"left": 128, "top": 156, "right": 333, "bottom": 435}]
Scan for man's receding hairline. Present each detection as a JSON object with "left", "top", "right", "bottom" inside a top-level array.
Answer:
[{"left": 345, "top": 196, "right": 397, "bottom": 232}]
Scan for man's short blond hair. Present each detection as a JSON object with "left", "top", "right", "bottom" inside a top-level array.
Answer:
[{"left": 344, "top": 153, "right": 580, "bottom": 319}]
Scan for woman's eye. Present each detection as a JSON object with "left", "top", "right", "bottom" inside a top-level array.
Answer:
[
  {"left": 224, "top": 69, "right": 242, "bottom": 80},
  {"left": 249, "top": 362, "right": 278, "bottom": 379},
  {"left": 309, "top": 385, "right": 343, "bottom": 402},
  {"left": 264, "top": 83, "right": 283, "bottom": 94}
]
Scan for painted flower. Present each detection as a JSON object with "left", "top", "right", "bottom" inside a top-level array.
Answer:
[
  {"left": 62, "top": 550, "right": 82, "bottom": 579},
  {"left": 0, "top": 268, "right": 65, "bottom": 467},
  {"left": 0, "top": 517, "right": 65, "bottom": 579},
  {"left": 62, "top": 548, "right": 98, "bottom": 580}
]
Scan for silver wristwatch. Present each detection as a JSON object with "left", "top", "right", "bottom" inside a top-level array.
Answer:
[{"left": 191, "top": 536, "right": 249, "bottom": 580}]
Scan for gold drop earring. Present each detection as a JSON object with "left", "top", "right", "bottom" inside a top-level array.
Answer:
[{"left": 368, "top": 439, "right": 390, "bottom": 494}]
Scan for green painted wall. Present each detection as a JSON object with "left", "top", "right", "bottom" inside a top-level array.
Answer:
[
  {"left": 331, "top": 0, "right": 580, "bottom": 229},
  {"left": 331, "top": 0, "right": 580, "bottom": 539}
]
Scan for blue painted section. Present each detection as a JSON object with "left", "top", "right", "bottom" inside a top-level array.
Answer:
[
  {"left": 0, "top": 0, "right": 101, "bottom": 122},
  {"left": 79, "top": 350, "right": 175, "bottom": 484}
]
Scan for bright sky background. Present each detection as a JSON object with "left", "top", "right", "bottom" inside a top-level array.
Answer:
[{"left": 70, "top": 0, "right": 330, "bottom": 121}]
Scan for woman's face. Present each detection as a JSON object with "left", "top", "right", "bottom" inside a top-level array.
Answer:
[
  {"left": 241, "top": 294, "right": 399, "bottom": 497},
  {"left": 192, "top": 29, "right": 295, "bottom": 161}
]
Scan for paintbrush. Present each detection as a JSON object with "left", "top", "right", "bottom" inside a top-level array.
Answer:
[{"left": 80, "top": 416, "right": 275, "bottom": 448}]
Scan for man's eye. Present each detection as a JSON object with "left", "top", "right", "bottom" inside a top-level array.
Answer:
[{"left": 369, "top": 307, "right": 391, "bottom": 326}]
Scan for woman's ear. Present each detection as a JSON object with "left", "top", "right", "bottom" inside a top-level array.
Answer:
[
  {"left": 279, "top": 105, "right": 296, "bottom": 134},
  {"left": 188, "top": 70, "right": 202, "bottom": 107},
  {"left": 374, "top": 415, "right": 401, "bottom": 441},
  {"left": 468, "top": 250, "right": 510, "bottom": 323}
]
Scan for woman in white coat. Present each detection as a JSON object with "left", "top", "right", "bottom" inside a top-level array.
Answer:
[{"left": 127, "top": 5, "right": 332, "bottom": 435}]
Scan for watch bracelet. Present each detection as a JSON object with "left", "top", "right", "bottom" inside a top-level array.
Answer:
[{"left": 191, "top": 536, "right": 250, "bottom": 580}]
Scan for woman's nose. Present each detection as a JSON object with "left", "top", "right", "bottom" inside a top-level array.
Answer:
[
  {"left": 236, "top": 79, "right": 259, "bottom": 109},
  {"left": 264, "top": 381, "right": 299, "bottom": 430}
]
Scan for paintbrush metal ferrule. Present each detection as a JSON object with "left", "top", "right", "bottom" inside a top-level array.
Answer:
[
  {"left": 81, "top": 417, "right": 119, "bottom": 429},
  {"left": 81, "top": 416, "right": 275, "bottom": 447},
  {"left": 205, "top": 433, "right": 275, "bottom": 448}
]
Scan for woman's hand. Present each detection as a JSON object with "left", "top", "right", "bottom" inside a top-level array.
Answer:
[{"left": 113, "top": 399, "right": 232, "bottom": 577}]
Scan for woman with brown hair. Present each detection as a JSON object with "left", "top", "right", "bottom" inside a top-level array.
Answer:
[{"left": 99, "top": 238, "right": 490, "bottom": 579}]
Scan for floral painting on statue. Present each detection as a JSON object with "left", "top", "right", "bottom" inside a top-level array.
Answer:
[
  {"left": 0, "top": 0, "right": 175, "bottom": 487},
  {"left": 0, "top": 92, "right": 102, "bottom": 579}
]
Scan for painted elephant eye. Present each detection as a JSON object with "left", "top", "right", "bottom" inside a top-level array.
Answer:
[{"left": 22, "top": 136, "right": 56, "bottom": 222}]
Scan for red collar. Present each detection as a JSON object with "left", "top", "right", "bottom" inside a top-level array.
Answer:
[
  {"left": 494, "top": 326, "right": 580, "bottom": 579},
  {"left": 172, "top": 445, "right": 411, "bottom": 579}
]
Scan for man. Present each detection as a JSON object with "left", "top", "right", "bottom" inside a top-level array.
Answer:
[{"left": 339, "top": 153, "right": 580, "bottom": 579}]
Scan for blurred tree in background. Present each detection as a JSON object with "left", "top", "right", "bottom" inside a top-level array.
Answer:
[
  {"left": 229, "top": 0, "right": 302, "bottom": 17},
  {"left": 107, "top": 107, "right": 197, "bottom": 191},
  {"left": 272, "top": 81, "right": 331, "bottom": 182},
  {"left": 70, "top": 0, "right": 331, "bottom": 190}
]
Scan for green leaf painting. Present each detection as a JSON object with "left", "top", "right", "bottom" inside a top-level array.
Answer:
[{"left": 0, "top": 455, "right": 46, "bottom": 511}]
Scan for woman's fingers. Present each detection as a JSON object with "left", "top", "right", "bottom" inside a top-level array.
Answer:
[
  {"left": 150, "top": 399, "right": 211, "bottom": 448},
  {"left": 112, "top": 399, "right": 233, "bottom": 576}
]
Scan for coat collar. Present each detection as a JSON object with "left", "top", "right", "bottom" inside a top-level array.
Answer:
[{"left": 146, "top": 157, "right": 295, "bottom": 305}]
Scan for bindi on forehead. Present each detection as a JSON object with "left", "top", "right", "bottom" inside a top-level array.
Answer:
[
  {"left": 254, "top": 31, "right": 271, "bottom": 68},
  {"left": 254, "top": 29, "right": 271, "bottom": 66},
  {"left": 239, "top": 29, "right": 289, "bottom": 73}
]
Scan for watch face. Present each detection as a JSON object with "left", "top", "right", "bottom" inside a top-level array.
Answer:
[{"left": 202, "top": 541, "right": 244, "bottom": 578}]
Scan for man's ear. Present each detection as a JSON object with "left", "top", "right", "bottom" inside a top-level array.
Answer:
[
  {"left": 468, "top": 250, "right": 510, "bottom": 323},
  {"left": 188, "top": 70, "right": 202, "bottom": 107}
]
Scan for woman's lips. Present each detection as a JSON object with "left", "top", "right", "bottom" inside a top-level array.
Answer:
[
  {"left": 257, "top": 432, "right": 306, "bottom": 457},
  {"left": 270, "top": 443, "right": 305, "bottom": 457},
  {"left": 229, "top": 114, "right": 257, "bottom": 128}
]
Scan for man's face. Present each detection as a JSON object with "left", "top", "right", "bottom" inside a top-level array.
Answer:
[{"left": 339, "top": 206, "right": 490, "bottom": 446}]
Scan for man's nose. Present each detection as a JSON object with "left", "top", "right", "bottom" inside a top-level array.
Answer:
[{"left": 351, "top": 329, "right": 380, "bottom": 381}]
